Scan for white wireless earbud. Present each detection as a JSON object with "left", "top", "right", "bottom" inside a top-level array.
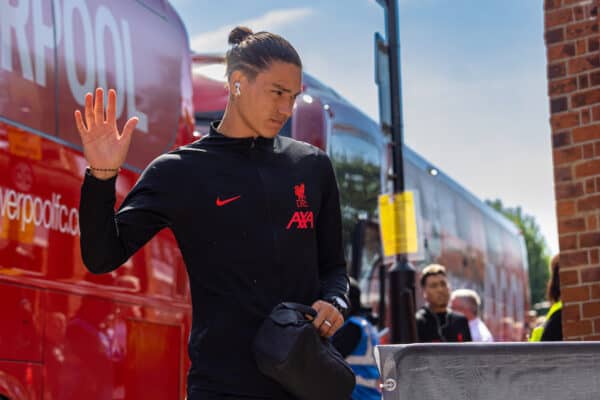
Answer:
[{"left": 234, "top": 82, "right": 241, "bottom": 96}]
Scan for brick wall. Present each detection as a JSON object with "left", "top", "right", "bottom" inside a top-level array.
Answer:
[{"left": 544, "top": 0, "right": 600, "bottom": 340}]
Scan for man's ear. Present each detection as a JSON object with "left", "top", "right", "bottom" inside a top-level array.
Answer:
[{"left": 229, "top": 70, "right": 249, "bottom": 92}]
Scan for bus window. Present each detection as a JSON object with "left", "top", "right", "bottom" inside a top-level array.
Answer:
[
  {"left": 437, "top": 183, "right": 458, "bottom": 239},
  {"left": 330, "top": 125, "right": 381, "bottom": 249},
  {"left": 351, "top": 220, "right": 385, "bottom": 328},
  {"left": 351, "top": 220, "right": 381, "bottom": 279}
]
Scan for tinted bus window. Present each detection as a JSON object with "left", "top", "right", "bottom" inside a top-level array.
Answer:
[
  {"left": 330, "top": 126, "right": 381, "bottom": 253},
  {"left": 437, "top": 182, "right": 458, "bottom": 238}
]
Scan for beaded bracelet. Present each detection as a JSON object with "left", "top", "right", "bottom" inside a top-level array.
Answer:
[{"left": 88, "top": 166, "right": 121, "bottom": 172}]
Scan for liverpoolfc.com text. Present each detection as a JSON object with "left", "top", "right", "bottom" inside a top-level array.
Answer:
[{"left": 0, "top": 186, "right": 79, "bottom": 236}]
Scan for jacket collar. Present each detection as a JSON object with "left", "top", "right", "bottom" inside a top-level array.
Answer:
[{"left": 207, "top": 120, "right": 275, "bottom": 150}]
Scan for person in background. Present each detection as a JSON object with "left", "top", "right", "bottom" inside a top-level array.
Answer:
[
  {"left": 332, "top": 278, "right": 381, "bottom": 400},
  {"left": 497, "top": 317, "right": 515, "bottom": 342},
  {"left": 450, "top": 288, "right": 494, "bottom": 342},
  {"left": 524, "top": 310, "right": 538, "bottom": 341},
  {"left": 530, "top": 254, "right": 562, "bottom": 341},
  {"left": 512, "top": 321, "right": 524, "bottom": 342},
  {"left": 415, "top": 264, "right": 472, "bottom": 342}
]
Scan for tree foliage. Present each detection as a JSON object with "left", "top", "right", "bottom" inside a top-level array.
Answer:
[{"left": 486, "top": 199, "right": 551, "bottom": 306}]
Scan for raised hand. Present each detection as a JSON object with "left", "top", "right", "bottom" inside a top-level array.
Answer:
[{"left": 74, "top": 88, "right": 139, "bottom": 180}]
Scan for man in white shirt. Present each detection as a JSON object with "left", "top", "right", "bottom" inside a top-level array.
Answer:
[{"left": 450, "top": 289, "right": 494, "bottom": 342}]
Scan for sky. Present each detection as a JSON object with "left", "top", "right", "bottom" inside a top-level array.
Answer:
[{"left": 169, "top": 0, "right": 558, "bottom": 255}]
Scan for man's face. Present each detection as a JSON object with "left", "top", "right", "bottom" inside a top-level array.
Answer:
[
  {"left": 450, "top": 298, "right": 471, "bottom": 320},
  {"left": 423, "top": 274, "right": 450, "bottom": 310},
  {"left": 236, "top": 61, "right": 302, "bottom": 138}
]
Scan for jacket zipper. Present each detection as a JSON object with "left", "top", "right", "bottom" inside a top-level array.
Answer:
[{"left": 251, "top": 143, "right": 282, "bottom": 295}]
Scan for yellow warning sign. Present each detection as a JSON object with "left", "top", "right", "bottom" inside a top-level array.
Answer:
[{"left": 378, "top": 192, "right": 418, "bottom": 256}]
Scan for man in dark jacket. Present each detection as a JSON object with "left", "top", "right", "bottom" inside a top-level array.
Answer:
[
  {"left": 415, "top": 264, "right": 472, "bottom": 342},
  {"left": 74, "top": 26, "right": 349, "bottom": 399}
]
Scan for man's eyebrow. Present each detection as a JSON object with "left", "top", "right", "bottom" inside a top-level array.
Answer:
[{"left": 272, "top": 83, "right": 301, "bottom": 97}]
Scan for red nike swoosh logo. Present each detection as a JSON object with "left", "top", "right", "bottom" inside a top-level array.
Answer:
[{"left": 216, "top": 195, "right": 241, "bottom": 207}]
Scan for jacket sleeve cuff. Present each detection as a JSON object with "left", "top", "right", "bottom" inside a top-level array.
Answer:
[{"left": 82, "top": 168, "right": 118, "bottom": 200}]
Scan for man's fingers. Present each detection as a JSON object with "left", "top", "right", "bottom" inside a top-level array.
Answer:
[
  {"left": 106, "top": 89, "right": 117, "bottom": 128},
  {"left": 323, "top": 313, "right": 343, "bottom": 337},
  {"left": 74, "top": 110, "right": 87, "bottom": 136},
  {"left": 84, "top": 93, "right": 94, "bottom": 129},
  {"left": 325, "top": 314, "right": 343, "bottom": 337},
  {"left": 321, "top": 318, "right": 335, "bottom": 337},
  {"left": 312, "top": 308, "right": 327, "bottom": 330},
  {"left": 310, "top": 300, "right": 344, "bottom": 337},
  {"left": 121, "top": 117, "right": 139, "bottom": 144},
  {"left": 313, "top": 311, "right": 335, "bottom": 336},
  {"left": 94, "top": 87, "right": 105, "bottom": 126}
]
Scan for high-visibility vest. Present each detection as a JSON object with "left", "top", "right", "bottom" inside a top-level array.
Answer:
[
  {"left": 345, "top": 316, "right": 382, "bottom": 400},
  {"left": 529, "top": 301, "right": 562, "bottom": 342}
]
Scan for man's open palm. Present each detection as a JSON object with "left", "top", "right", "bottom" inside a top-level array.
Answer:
[{"left": 74, "top": 88, "right": 138, "bottom": 177}]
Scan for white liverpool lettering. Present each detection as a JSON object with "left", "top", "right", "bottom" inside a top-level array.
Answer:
[
  {"left": 0, "top": 0, "right": 33, "bottom": 81},
  {"left": 0, "top": 186, "right": 79, "bottom": 237},
  {"left": 21, "top": 194, "right": 34, "bottom": 231},
  {"left": 64, "top": 0, "right": 96, "bottom": 107},
  {"left": 95, "top": 5, "right": 125, "bottom": 118},
  {"left": 59, "top": 205, "right": 69, "bottom": 233},
  {"left": 69, "top": 208, "right": 79, "bottom": 236},
  {"left": 0, "top": 185, "right": 7, "bottom": 217},
  {"left": 32, "top": 0, "right": 57, "bottom": 86},
  {"left": 7, "top": 190, "right": 18, "bottom": 220},
  {"left": 1, "top": 0, "right": 151, "bottom": 134},
  {"left": 122, "top": 19, "right": 148, "bottom": 133}
]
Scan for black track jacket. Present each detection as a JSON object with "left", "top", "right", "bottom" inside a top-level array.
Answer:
[
  {"left": 79, "top": 122, "right": 349, "bottom": 398},
  {"left": 416, "top": 307, "right": 473, "bottom": 343}
]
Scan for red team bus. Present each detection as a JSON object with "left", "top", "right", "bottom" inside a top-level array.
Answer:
[
  {"left": 0, "top": 1, "right": 194, "bottom": 398},
  {"left": 0, "top": 1, "right": 529, "bottom": 398}
]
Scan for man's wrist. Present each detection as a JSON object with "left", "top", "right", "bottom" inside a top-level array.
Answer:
[
  {"left": 326, "top": 296, "right": 349, "bottom": 318},
  {"left": 86, "top": 167, "right": 120, "bottom": 181}
]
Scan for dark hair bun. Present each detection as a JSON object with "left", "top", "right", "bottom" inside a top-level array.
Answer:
[{"left": 228, "top": 26, "right": 253, "bottom": 46}]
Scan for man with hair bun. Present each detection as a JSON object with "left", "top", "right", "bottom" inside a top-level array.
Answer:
[
  {"left": 450, "top": 288, "right": 494, "bottom": 342},
  {"left": 415, "top": 264, "right": 472, "bottom": 342},
  {"left": 75, "top": 26, "right": 349, "bottom": 399}
]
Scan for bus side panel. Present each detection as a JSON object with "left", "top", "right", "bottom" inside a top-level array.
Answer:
[
  {"left": 0, "top": 361, "right": 42, "bottom": 400},
  {"left": 0, "top": 121, "right": 82, "bottom": 279},
  {"left": 43, "top": 292, "right": 117, "bottom": 399},
  {"left": 119, "top": 316, "right": 182, "bottom": 399},
  {"left": 43, "top": 291, "right": 183, "bottom": 400},
  {"left": 54, "top": 0, "right": 186, "bottom": 170},
  {"left": 0, "top": 0, "right": 56, "bottom": 136},
  {"left": 0, "top": 283, "right": 43, "bottom": 362}
]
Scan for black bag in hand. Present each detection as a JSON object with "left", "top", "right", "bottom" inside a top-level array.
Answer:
[{"left": 253, "top": 302, "right": 355, "bottom": 400}]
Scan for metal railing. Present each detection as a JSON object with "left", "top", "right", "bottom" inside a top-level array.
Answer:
[{"left": 375, "top": 342, "right": 600, "bottom": 400}]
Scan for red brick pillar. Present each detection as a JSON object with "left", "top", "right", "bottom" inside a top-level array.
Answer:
[{"left": 544, "top": 0, "right": 599, "bottom": 340}]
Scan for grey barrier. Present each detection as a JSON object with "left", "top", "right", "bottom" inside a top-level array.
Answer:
[{"left": 375, "top": 342, "right": 600, "bottom": 400}]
